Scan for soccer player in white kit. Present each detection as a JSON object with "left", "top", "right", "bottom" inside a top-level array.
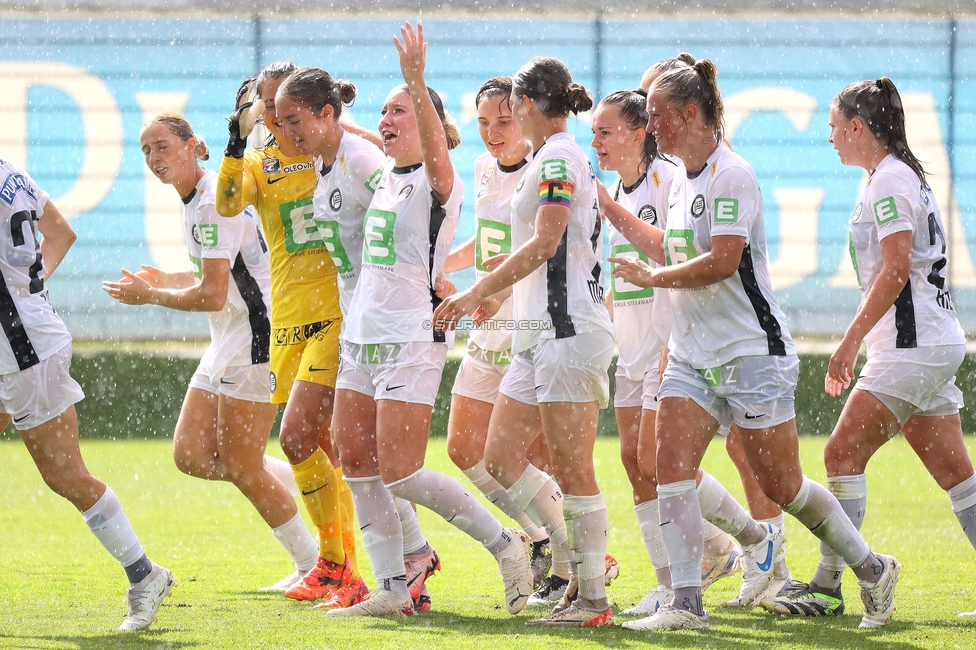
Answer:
[
  {"left": 590, "top": 87, "right": 746, "bottom": 615},
  {"left": 440, "top": 76, "right": 559, "bottom": 590},
  {"left": 609, "top": 57, "right": 899, "bottom": 631},
  {"left": 274, "top": 66, "right": 439, "bottom": 612},
  {"left": 766, "top": 77, "right": 976, "bottom": 619},
  {"left": 103, "top": 113, "right": 319, "bottom": 591},
  {"left": 435, "top": 56, "right": 616, "bottom": 628},
  {"left": 322, "top": 22, "right": 533, "bottom": 618},
  {"left": 0, "top": 156, "right": 173, "bottom": 631}
]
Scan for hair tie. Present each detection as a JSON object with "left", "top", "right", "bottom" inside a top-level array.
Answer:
[{"left": 876, "top": 79, "right": 884, "bottom": 89}]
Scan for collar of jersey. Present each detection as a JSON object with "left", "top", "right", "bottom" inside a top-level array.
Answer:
[
  {"left": 319, "top": 158, "right": 336, "bottom": 177},
  {"left": 621, "top": 172, "right": 647, "bottom": 195},
  {"left": 393, "top": 162, "right": 423, "bottom": 175},
  {"left": 181, "top": 187, "right": 197, "bottom": 205},
  {"left": 498, "top": 158, "right": 528, "bottom": 174}
]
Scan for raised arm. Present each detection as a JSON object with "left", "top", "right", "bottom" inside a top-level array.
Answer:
[{"left": 395, "top": 21, "right": 454, "bottom": 204}]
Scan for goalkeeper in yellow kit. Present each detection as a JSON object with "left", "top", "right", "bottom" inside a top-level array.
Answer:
[{"left": 216, "top": 62, "right": 361, "bottom": 602}]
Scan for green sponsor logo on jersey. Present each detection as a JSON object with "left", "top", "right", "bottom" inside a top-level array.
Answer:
[
  {"left": 848, "top": 230, "right": 861, "bottom": 286},
  {"left": 540, "top": 159, "right": 568, "bottom": 182},
  {"left": 873, "top": 196, "right": 899, "bottom": 225},
  {"left": 664, "top": 229, "right": 698, "bottom": 266},
  {"left": 315, "top": 218, "right": 352, "bottom": 274},
  {"left": 609, "top": 244, "right": 654, "bottom": 301},
  {"left": 364, "top": 167, "right": 382, "bottom": 194},
  {"left": 363, "top": 208, "right": 397, "bottom": 265},
  {"left": 198, "top": 224, "right": 219, "bottom": 247},
  {"left": 189, "top": 253, "right": 203, "bottom": 280},
  {"left": 701, "top": 366, "right": 722, "bottom": 387},
  {"left": 476, "top": 218, "right": 512, "bottom": 272},
  {"left": 713, "top": 198, "right": 738, "bottom": 224},
  {"left": 701, "top": 362, "right": 739, "bottom": 387},
  {"left": 280, "top": 197, "right": 324, "bottom": 254}
]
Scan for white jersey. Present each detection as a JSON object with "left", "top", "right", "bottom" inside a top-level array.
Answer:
[
  {"left": 850, "top": 154, "right": 965, "bottom": 351},
  {"left": 664, "top": 143, "right": 795, "bottom": 369},
  {"left": 470, "top": 151, "right": 531, "bottom": 352},
  {"left": 608, "top": 158, "right": 676, "bottom": 381},
  {"left": 509, "top": 132, "right": 612, "bottom": 354},
  {"left": 312, "top": 132, "right": 386, "bottom": 317},
  {"left": 344, "top": 162, "right": 462, "bottom": 344},
  {"left": 0, "top": 158, "right": 71, "bottom": 374},
  {"left": 184, "top": 170, "right": 272, "bottom": 378}
]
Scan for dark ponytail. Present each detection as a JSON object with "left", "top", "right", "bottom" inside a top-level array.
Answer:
[
  {"left": 652, "top": 55, "right": 726, "bottom": 144},
  {"left": 277, "top": 66, "right": 357, "bottom": 120},
  {"left": 834, "top": 77, "right": 925, "bottom": 181},
  {"left": 513, "top": 56, "right": 593, "bottom": 118},
  {"left": 599, "top": 89, "right": 663, "bottom": 171}
]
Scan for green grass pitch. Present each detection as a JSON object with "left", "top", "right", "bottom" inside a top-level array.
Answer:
[{"left": 2, "top": 433, "right": 976, "bottom": 649}]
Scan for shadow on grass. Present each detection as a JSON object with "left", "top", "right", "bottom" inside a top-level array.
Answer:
[
  {"left": 0, "top": 630, "right": 199, "bottom": 650},
  {"left": 315, "top": 605, "right": 931, "bottom": 649}
]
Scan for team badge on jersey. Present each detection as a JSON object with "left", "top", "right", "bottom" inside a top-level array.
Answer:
[
  {"left": 330, "top": 189, "right": 342, "bottom": 211},
  {"left": 398, "top": 184, "right": 413, "bottom": 200},
  {"left": 638, "top": 205, "right": 657, "bottom": 225},
  {"left": 478, "top": 165, "right": 494, "bottom": 198},
  {"left": 691, "top": 194, "right": 706, "bottom": 218},
  {"left": 852, "top": 203, "right": 863, "bottom": 221},
  {"left": 262, "top": 157, "right": 282, "bottom": 175},
  {"left": 191, "top": 224, "right": 202, "bottom": 244},
  {"left": 269, "top": 371, "right": 277, "bottom": 393}
]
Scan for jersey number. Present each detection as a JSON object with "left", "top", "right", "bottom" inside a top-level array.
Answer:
[
  {"left": 10, "top": 210, "right": 44, "bottom": 294},
  {"left": 926, "top": 212, "right": 954, "bottom": 310}
]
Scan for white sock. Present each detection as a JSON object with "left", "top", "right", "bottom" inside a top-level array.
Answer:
[
  {"left": 270, "top": 511, "right": 317, "bottom": 573},
  {"left": 394, "top": 497, "right": 428, "bottom": 555},
  {"left": 387, "top": 468, "right": 505, "bottom": 550},
  {"left": 635, "top": 499, "right": 671, "bottom": 588},
  {"left": 507, "top": 464, "right": 574, "bottom": 578},
  {"left": 346, "top": 476, "right": 405, "bottom": 581},
  {"left": 812, "top": 474, "right": 867, "bottom": 589},
  {"left": 463, "top": 461, "right": 543, "bottom": 540},
  {"left": 758, "top": 513, "right": 787, "bottom": 567},
  {"left": 784, "top": 475, "right": 871, "bottom": 585},
  {"left": 697, "top": 470, "right": 764, "bottom": 545},
  {"left": 948, "top": 474, "right": 976, "bottom": 550},
  {"left": 264, "top": 455, "right": 300, "bottom": 497},
  {"left": 658, "top": 480, "right": 703, "bottom": 590},
  {"left": 564, "top": 493, "right": 609, "bottom": 603},
  {"left": 82, "top": 486, "right": 145, "bottom": 568}
]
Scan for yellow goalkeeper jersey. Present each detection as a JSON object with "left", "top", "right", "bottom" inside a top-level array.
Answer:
[{"left": 217, "top": 147, "right": 341, "bottom": 327}]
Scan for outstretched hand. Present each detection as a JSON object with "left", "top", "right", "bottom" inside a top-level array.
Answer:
[
  {"left": 394, "top": 21, "right": 427, "bottom": 90},
  {"left": 103, "top": 268, "right": 156, "bottom": 305},
  {"left": 608, "top": 255, "right": 655, "bottom": 288}
]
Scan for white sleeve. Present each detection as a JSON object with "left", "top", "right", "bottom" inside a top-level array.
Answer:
[
  {"left": 865, "top": 170, "right": 915, "bottom": 240},
  {"left": 197, "top": 200, "right": 243, "bottom": 261},
  {"left": 708, "top": 166, "right": 757, "bottom": 239}
]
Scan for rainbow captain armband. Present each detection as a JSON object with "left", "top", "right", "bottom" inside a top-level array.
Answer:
[{"left": 539, "top": 180, "right": 574, "bottom": 207}]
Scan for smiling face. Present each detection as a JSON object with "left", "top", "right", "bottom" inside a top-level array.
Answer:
[
  {"left": 478, "top": 93, "right": 524, "bottom": 164},
  {"left": 378, "top": 88, "right": 420, "bottom": 164},
  {"left": 140, "top": 121, "right": 196, "bottom": 186},
  {"left": 590, "top": 103, "right": 641, "bottom": 173},
  {"left": 276, "top": 95, "right": 328, "bottom": 155},
  {"left": 645, "top": 87, "right": 687, "bottom": 158}
]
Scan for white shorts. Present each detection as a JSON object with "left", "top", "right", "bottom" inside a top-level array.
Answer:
[
  {"left": 857, "top": 344, "right": 965, "bottom": 426},
  {"left": 613, "top": 367, "right": 643, "bottom": 409},
  {"left": 336, "top": 340, "right": 448, "bottom": 407},
  {"left": 189, "top": 362, "right": 271, "bottom": 403},
  {"left": 0, "top": 344, "right": 84, "bottom": 430},
  {"left": 451, "top": 340, "right": 511, "bottom": 404},
  {"left": 658, "top": 354, "right": 799, "bottom": 430},
  {"left": 499, "top": 330, "right": 613, "bottom": 408}
]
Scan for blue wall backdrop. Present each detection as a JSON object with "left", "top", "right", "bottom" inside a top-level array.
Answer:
[{"left": 2, "top": 15, "right": 975, "bottom": 339}]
